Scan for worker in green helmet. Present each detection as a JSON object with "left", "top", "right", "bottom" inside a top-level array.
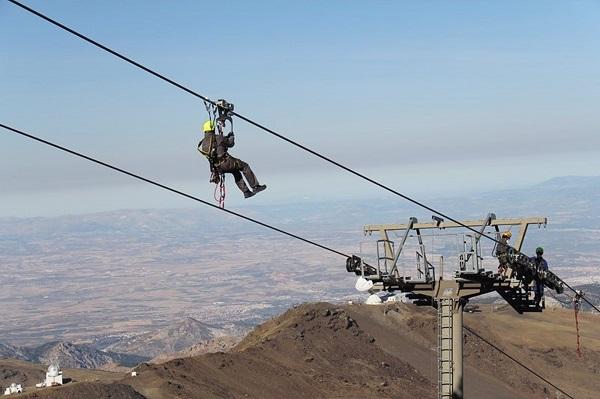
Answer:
[
  {"left": 530, "top": 247, "right": 548, "bottom": 308},
  {"left": 199, "top": 120, "right": 266, "bottom": 198}
]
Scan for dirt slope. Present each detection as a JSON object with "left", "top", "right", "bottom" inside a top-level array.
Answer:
[
  {"left": 150, "top": 336, "right": 240, "bottom": 364},
  {"left": 4, "top": 302, "right": 599, "bottom": 399},
  {"left": 343, "top": 302, "right": 599, "bottom": 399},
  {"left": 0, "top": 359, "right": 44, "bottom": 392},
  {"left": 126, "top": 303, "right": 434, "bottom": 399},
  {"left": 18, "top": 382, "right": 146, "bottom": 399},
  {"left": 464, "top": 304, "right": 600, "bottom": 399},
  {"left": 107, "top": 318, "right": 216, "bottom": 358}
]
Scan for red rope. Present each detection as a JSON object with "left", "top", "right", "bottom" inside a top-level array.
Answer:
[
  {"left": 214, "top": 175, "right": 226, "bottom": 208},
  {"left": 573, "top": 296, "right": 582, "bottom": 358}
]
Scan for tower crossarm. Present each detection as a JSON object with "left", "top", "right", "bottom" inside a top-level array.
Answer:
[{"left": 364, "top": 217, "right": 547, "bottom": 252}]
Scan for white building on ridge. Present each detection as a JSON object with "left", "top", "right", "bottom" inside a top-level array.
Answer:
[
  {"left": 46, "top": 364, "right": 63, "bottom": 386},
  {"left": 3, "top": 383, "right": 23, "bottom": 395}
]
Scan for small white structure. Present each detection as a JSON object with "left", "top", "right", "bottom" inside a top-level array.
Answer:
[
  {"left": 44, "top": 364, "right": 63, "bottom": 387},
  {"left": 365, "top": 293, "right": 383, "bottom": 305},
  {"left": 3, "top": 383, "right": 23, "bottom": 395},
  {"left": 131, "top": 371, "right": 137, "bottom": 377},
  {"left": 385, "top": 292, "right": 415, "bottom": 304},
  {"left": 355, "top": 277, "right": 374, "bottom": 292}
]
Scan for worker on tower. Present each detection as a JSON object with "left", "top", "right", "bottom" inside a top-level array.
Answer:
[
  {"left": 496, "top": 231, "right": 512, "bottom": 276},
  {"left": 531, "top": 247, "right": 548, "bottom": 308},
  {"left": 199, "top": 120, "right": 266, "bottom": 198}
]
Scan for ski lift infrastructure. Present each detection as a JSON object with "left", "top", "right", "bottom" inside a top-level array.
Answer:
[
  {"left": 347, "top": 213, "right": 565, "bottom": 398},
  {"left": 3, "top": 1, "right": 598, "bottom": 398}
]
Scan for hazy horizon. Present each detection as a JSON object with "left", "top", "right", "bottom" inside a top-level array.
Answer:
[
  {"left": 3, "top": 1, "right": 600, "bottom": 217},
  {"left": 1, "top": 173, "right": 598, "bottom": 219}
]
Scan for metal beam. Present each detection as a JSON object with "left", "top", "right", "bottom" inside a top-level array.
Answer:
[{"left": 364, "top": 217, "right": 547, "bottom": 234}]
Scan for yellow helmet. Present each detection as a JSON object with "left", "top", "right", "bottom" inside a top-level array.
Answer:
[
  {"left": 502, "top": 231, "right": 512, "bottom": 239},
  {"left": 203, "top": 120, "right": 215, "bottom": 132}
]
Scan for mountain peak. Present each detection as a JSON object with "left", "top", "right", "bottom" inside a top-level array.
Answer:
[{"left": 535, "top": 175, "right": 600, "bottom": 189}]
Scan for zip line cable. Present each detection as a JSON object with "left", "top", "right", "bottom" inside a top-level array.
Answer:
[
  {"left": 0, "top": 123, "right": 587, "bottom": 399},
  {"left": 4, "top": 0, "right": 597, "bottom": 389},
  {"left": 464, "top": 326, "right": 576, "bottom": 399},
  {"left": 7, "top": 0, "right": 600, "bottom": 314},
  {"left": 2, "top": 0, "right": 519, "bottom": 247},
  {"left": 8, "top": 0, "right": 600, "bottom": 322},
  {"left": 0, "top": 123, "right": 348, "bottom": 259}
]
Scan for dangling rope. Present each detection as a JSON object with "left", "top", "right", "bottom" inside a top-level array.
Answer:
[
  {"left": 573, "top": 290, "right": 584, "bottom": 357},
  {"left": 214, "top": 175, "right": 226, "bottom": 208}
]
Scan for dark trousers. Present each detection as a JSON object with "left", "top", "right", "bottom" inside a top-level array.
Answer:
[
  {"left": 215, "top": 155, "right": 259, "bottom": 193},
  {"left": 533, "top": 279, "right": 544, "bottom": 303}
]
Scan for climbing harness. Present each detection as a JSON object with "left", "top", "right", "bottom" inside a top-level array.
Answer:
[
  {"left": 197, "top": 99, "right": 235, "bottom": 208},
  {"left": 573, "top": 290, "right": 584, "bottom": 357}
]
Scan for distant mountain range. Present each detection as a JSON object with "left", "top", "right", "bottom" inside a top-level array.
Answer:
[
  {"left": 102, "top": 317, "right": 218, "bottom": 358},
  {"left": 0, "top": 315, "right": 235, "bottom": 368},
  {"left": 0, "top": 175, "right": 598, "bottom": 352},
  {"left": 0, "top": 341, "right": 147, "bottom": 369},
  {"left": 0, "top": 343, "right": 28, "bottom": 361},
  {"left": 291, "top": 175, "right": 600, "bottom": 229}
]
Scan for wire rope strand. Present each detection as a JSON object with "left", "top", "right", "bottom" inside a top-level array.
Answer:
[
  {"left": 1, "top": 121, "right": 590, "bottom": 398},
  {"left": 5, "top": 0, "right": 536, "bottom": 251},
  {"left": 463, "top": 326, "right": 577, "bottom": 399},
  {"left": 0, "top": 122, "right": 348, "bottom": 259}
]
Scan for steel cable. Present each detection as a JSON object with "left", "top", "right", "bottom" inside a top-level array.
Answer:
[
  {"left": 4, "top": 0, "right": 521, "bottom": 248},
  {"left": 6, "top": 3, "right": 600, "bottom": 390},
  {"left": 464, "top": 326, "right": 577, "bottom": 399},
  {"left": 8, "top": 0, "right": 598, "bottom": 312},
  {"left": 0, "top": 122, "right": 349, "bottom": 259}
]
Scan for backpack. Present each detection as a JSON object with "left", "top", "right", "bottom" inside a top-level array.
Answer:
[
  {"left": 198, "top": 131, "right": 222, "bottom": 184},
  {"left": 198, "top": 131, "right": 217, "bottom": 161}
]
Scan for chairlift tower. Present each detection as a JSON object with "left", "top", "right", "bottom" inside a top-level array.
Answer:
[{"left": 346, "top": 213, "right": 564, "bottom": 399}]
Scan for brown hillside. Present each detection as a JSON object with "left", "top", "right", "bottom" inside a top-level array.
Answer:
[
  {"left": 0, "top": 359, "right": 44, "bottom": 391},
  {"left": 342, "top": 302, "right": 599, "bottom": 399},
  {"left": 4, "top": 302, "right": 599, "bottom": 399},
  {"left": 18, "top": 382, "right": 146, "bottom": 399},
  {"left": 127, "top": 303, "right": 434, "bottom": 399}
]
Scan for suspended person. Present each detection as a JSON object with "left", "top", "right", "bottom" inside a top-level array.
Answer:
[
  {"left": 199, "top": 120, "right": 266, "bottom": 198},
  {"left": 496, "top": 231, "right": 512, "bottom": 277},
  {"left": 531, "top": 246, "right": 548, "bottom": 308}
]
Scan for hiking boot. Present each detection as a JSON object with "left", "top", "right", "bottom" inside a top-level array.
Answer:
[
  {"left": 253, "top": 184, "right": 267, "bottom": 194},
  {"left": 244, "top": 191, "right": 255, "bottom": 199}
]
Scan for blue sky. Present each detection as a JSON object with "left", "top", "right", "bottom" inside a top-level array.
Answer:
[{"left": 1, "top": 1, "right": 600, "bottom": 217}]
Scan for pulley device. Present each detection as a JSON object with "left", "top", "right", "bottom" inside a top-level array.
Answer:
[{"left": 198, "top": 99, "right": 235, "bottom": 208}]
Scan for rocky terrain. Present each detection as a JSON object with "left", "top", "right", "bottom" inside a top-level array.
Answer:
[
  {"left": 0, "top": 359, "right": 44, "bottom": 390},
  {"left": 2, "top": 301, "right": 597, "bottom": 399},
  {"left": 103, "top": 317, "right": 217, "bottom": 358},
  {"left": 0, "top": 341, "right": 146, "bottom": 370},
  {"left": 149, "top": 336, "right": 240, "bottom": 364},
  {"left": 127, "top": 303, "right": 435, "bottom": 399},
  {"left": 18, "top": 382, "right": 146, "bottom": 399}
]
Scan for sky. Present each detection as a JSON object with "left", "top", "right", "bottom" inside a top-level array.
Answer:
[{"left": 1, "top": 1, "right": 600, "bottom": 217}]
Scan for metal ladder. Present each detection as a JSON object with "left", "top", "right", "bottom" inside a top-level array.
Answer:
[{"left": 438, "top": 298, "right": 454, "bottom": 399}]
